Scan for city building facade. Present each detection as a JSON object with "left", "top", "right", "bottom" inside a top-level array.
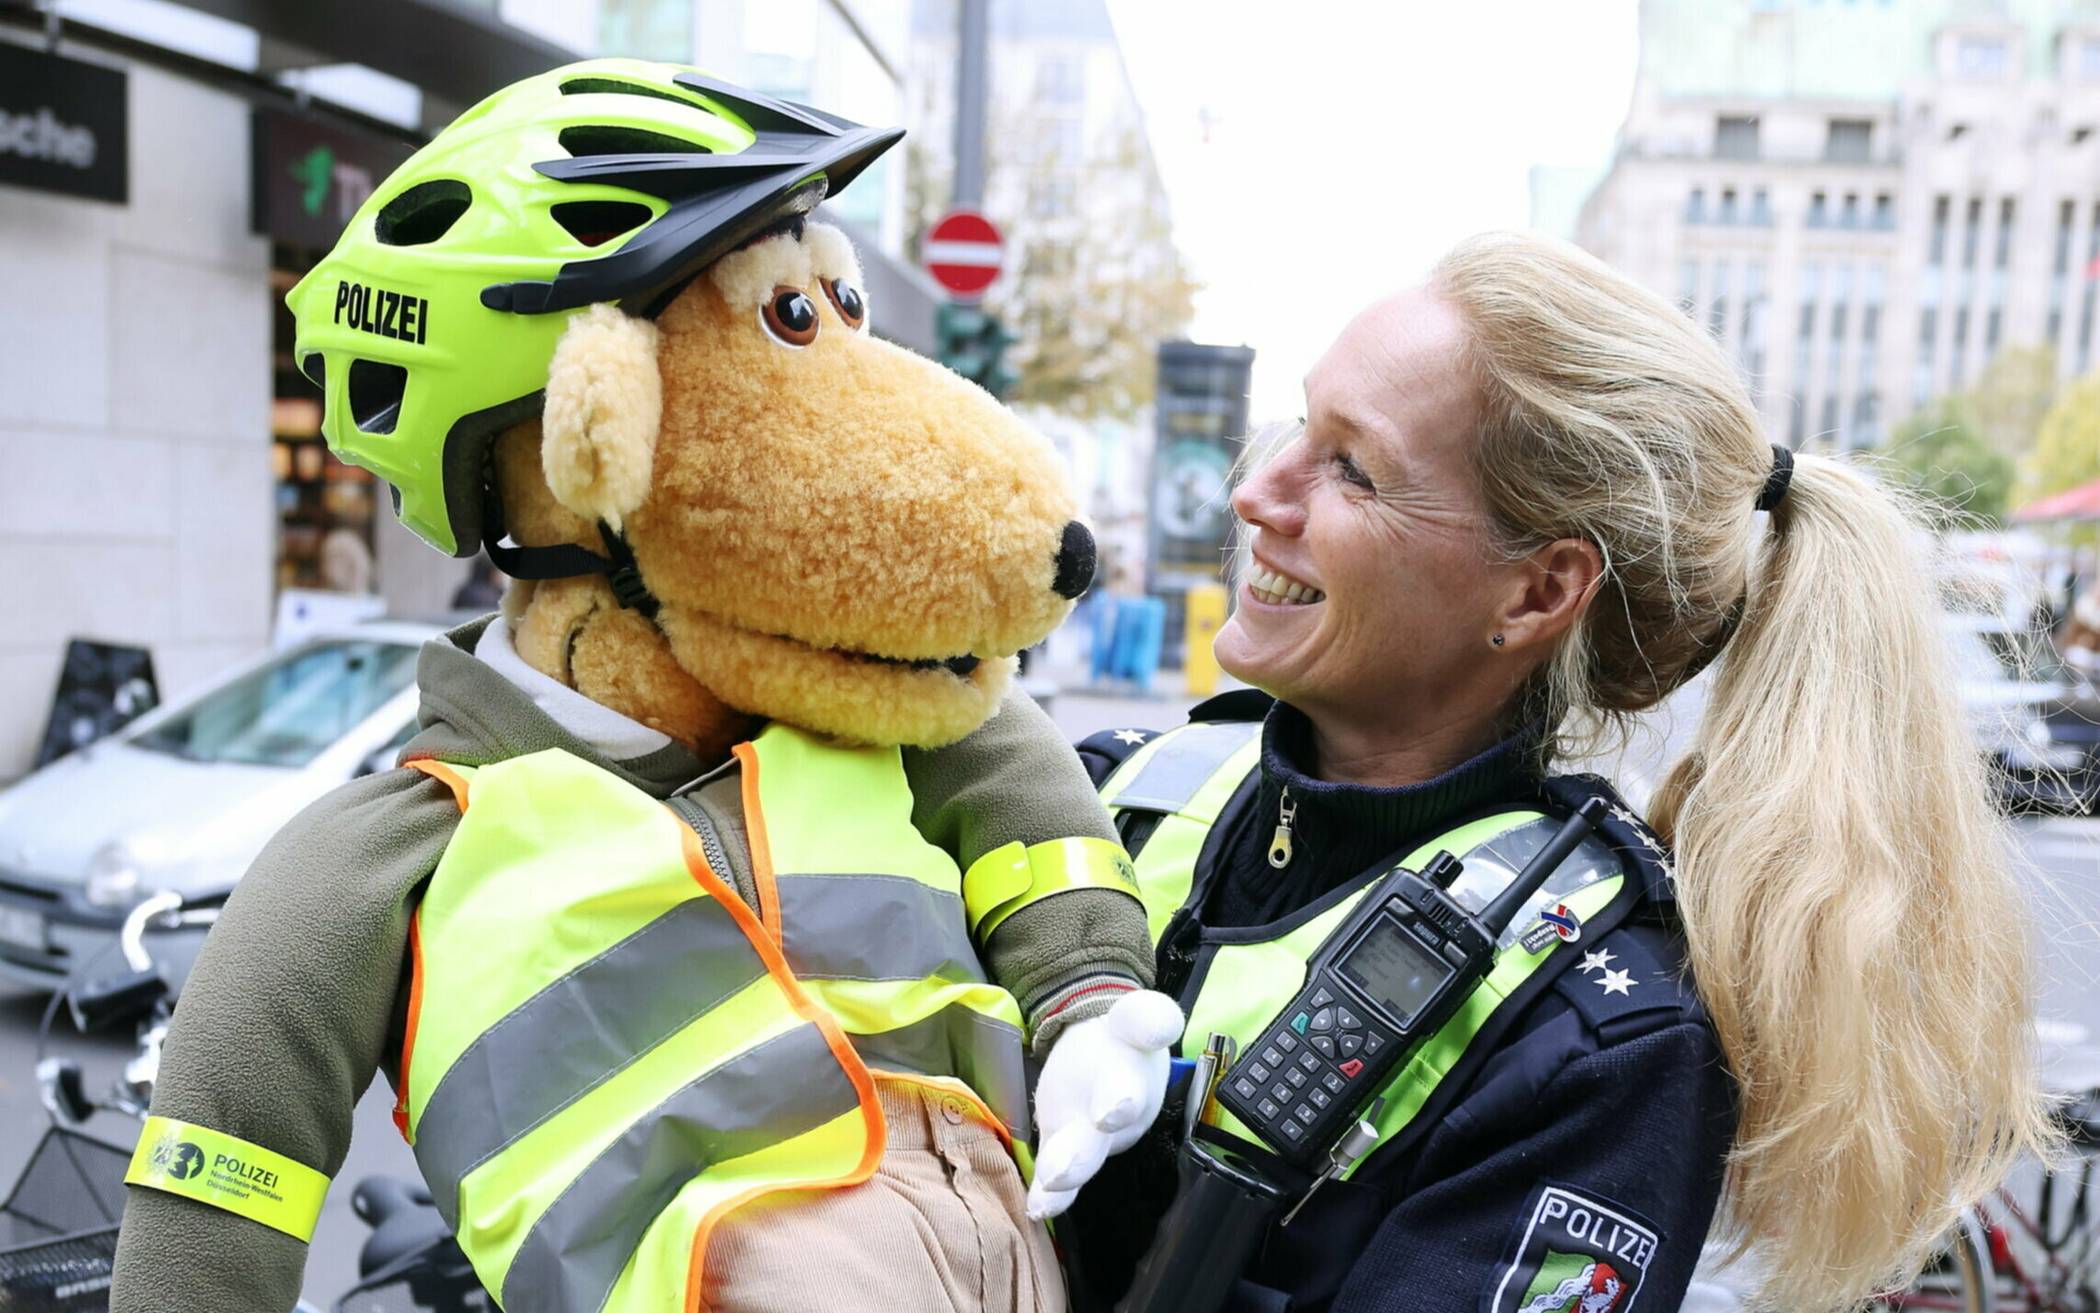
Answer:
[
  {"left": 0, "top": 0, "right": 928, "bottom": 778},
  {"left": 1574, "top": 0, "right": 2100, "bottom": 450}
]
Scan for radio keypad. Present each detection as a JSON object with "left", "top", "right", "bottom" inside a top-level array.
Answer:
[{"left": 1233, "top": 997, "right": 1396, "bottom": 1146}]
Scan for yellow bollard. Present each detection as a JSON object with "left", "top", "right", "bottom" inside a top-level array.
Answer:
[{"left": 1183, "top": 583, "right": 1227, "bottom": 697}]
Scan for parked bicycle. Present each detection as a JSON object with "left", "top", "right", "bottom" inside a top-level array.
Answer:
[
  {"left": 1878, "top": 1020, "right": 2100, "bottom": 1313},
  {"left": 0, "top": 892, "right": 484, "bottom": 1313}
]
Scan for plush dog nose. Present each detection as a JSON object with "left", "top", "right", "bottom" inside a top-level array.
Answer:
[{"left": 1052, "top": 521, "right": 1096, "bottom": 599}]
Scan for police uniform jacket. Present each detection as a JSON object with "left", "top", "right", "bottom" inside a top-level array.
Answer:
[{"left": 1067, "top": 690, "right": 1738, "bottom": 1313}]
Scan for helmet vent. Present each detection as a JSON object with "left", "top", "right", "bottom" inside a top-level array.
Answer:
[
  {"left": 552, "top": 201, "right": 653, "bottom": 248},
  {"left": 558, "top": 125, "right": 711, "bottom": 158},
  {"left": 376, "top": 179, "right": 472, "bottom": 247},
  {"left": 559, "top": 77, "right": 708, "bottom": 111},
  {"left": 299, "top": 353, "right": 326, "bottom": 388},
  {"left": 348, "top": 360, "right": 407, "bottom": 435}
]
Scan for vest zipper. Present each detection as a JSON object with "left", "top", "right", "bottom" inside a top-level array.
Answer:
[
  {"left": 1267, "top": 786, "right": 1296, "bottom": 869},
  {"left": 670, "top": 795, "right": 735, "bottom": 888}
]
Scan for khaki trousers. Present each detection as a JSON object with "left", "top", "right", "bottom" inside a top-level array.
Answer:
[{"left": 701, "top": 1081, "right": 1068, "bottom": 1313}]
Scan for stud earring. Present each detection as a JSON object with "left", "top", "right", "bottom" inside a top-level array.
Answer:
[{"left": 1491, "top": 634, "right": 1505, "bottom": 647}]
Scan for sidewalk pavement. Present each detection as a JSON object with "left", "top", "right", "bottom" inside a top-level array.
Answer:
[{"left": 1035, "top": 664, "right": 1234, "bottom": 743}]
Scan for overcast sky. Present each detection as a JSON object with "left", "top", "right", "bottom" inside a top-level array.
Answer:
[{"left": 1104, "top": 0, "right": 1641, "bottom": 419}]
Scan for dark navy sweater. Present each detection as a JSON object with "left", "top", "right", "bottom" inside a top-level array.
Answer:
[{"left": 1068, "top": 691, "right": 1737, "bottom": 1313}]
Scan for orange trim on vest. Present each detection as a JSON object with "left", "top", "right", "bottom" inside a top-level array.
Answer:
[
  {"left": 404, "top": 757, "right": 472, "bottom": 810},
  {"left": 392, "top": 759, "right": 465, "bottom": 1144},
  {"left": 672, "top": 817, "right": 886, "bottom": 1312},
  {"left": 730, "top": 741, "right": 782, "bottom": 945},
  {"left": 394, "top": 908, "right": 426, "bottom": 1142}
]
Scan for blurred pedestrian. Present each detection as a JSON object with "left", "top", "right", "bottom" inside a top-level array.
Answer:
[
  {"left": 319, "top": 526, "right": 374, "bottom": 594},
  {"left": 2060, "top": 587, "right": 2100, "bottom": 676},
  {"left": 449, "top": 553, "right": 505, "bottom": 612}
]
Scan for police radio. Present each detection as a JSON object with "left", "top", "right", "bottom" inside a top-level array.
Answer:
[
  {"left": 1215, "top": 796, "right": 1609, "bottom": 1170},
  {"left": 1107, "top": 798, "right": 1612, "bottom": 1313}
]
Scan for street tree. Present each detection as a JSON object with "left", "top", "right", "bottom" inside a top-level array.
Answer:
[
  {"left": 907, "top": 116, "right": 1197, "bottom": 421},
  {"left": 1879, "top": 400, "right": 2013, "bottom": 526},
  {"left": 1965, "top": 346, "right": 2059, "bottom": 464},
  {"left": 2017, "top": 371, "right": 2100, "bottom": 514}
]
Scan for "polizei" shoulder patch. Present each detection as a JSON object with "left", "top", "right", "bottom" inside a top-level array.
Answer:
[{"left": 1485, "top": 1183, "right": 1663, "bottom": 1313}]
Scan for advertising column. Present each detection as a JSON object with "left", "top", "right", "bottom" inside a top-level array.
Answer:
[{"left": 1147, "top": 341, "right": 1256, "bottom": 669}]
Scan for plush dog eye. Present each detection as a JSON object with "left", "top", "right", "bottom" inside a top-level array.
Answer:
[
  {"left": 761, "top": 286, "right": 819, "bottom": 347},
  {"left": 822, "top": 278, "right": 866, "bottom": 330}
]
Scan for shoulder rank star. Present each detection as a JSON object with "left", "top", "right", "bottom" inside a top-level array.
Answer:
[
  {"left": 1576, "top": 948, "right": 1616, "bottom": 975},
  {"left": 1111, "top": 729, "right": 1149, "bottom": 746},
  {"left": 1596, "top": 968, "right": 1637, "bottom": 997}
]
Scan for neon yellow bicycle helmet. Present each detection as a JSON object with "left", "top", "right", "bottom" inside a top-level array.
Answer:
[{"left": 288, "top": 58, "right": 901, "bottom": 560}]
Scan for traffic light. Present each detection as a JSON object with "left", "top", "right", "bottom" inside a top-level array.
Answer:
[{"left": 935, "top": 303, "right": 1018, "bottom": 400}]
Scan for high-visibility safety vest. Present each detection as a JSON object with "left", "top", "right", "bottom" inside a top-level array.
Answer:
[
  {"left": 1098, "top": 720, "right": 1641, "bottom": 1169},
  {"left": 392, "top": 724, "right": 1108, "bottom": 1313}
]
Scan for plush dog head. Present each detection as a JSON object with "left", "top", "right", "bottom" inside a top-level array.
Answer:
[{"left": 513, "top": 221, "right": 1093, "bottom": 748}]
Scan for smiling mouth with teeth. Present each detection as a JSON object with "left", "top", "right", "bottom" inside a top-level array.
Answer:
[{"left": 1247, "top": 564, "right": 1325, "bottom": 607}]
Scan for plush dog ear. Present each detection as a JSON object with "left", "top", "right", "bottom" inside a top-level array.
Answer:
[{"left": 542, "top": 304, "right": 661, "bottom": 534}]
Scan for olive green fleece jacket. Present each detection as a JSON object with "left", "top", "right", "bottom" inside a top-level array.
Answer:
[{"left": 110, "top": 618, "right": 1152, "bottom": 1313}]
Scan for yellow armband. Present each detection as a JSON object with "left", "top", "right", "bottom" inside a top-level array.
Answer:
[
  {"left": 125, "top": 1116, "right": 330, "bottom": 1241},
  {"left": 962, "top": 836, "right": 1141, "bottom": 941}
]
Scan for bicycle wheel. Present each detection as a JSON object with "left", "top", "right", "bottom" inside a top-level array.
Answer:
[{"left": 1876, "top": 1210, "right": 1996, "bottom": 1313}]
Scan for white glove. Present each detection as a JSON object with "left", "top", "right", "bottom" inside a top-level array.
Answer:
[{"left": 1025, "top": 989, "right": 1185, "bottom": 1220}]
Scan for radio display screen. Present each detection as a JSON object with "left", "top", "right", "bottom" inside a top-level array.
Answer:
[{"left": 1336, "top": 918, "right": 1454, "bottom": 1024}]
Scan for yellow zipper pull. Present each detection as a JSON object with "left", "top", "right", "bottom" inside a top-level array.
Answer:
[{"left": 1268, "top": 786, "right": 1297, "bottom": 869}]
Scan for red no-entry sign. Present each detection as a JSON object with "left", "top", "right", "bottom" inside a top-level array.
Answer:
[{"left": 924, "top": 209, "right": 1005, "bottom": 297}]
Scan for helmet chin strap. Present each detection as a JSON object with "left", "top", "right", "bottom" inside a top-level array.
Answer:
[{"left": 481, "top": 510, "right": 662, "bottom": 623}]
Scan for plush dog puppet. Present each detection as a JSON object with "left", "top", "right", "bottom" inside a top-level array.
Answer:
[{"left": 110, "top": 60, "right": 1177, "bottom": 1313}]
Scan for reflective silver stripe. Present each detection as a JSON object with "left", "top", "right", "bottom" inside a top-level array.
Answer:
[
  {"left": 1440, "top": 819, "right": 1625, "bottom": 952},
  {"left": 413, "top": 897, "right": 766, "bottom": 1227},
  {"left": 1470, "top": 816, "right": 1559, "bottom": 873},
  {"left": 774, "top": 875, "right": 1026, "bottom": 1135},
  {"left": 501, "top": 1023, "right": 859, "bottom": 1313},
  {"left": 1109, "top": 721, "right": 1260, "bottom": 813},
  {"left": 775, "top": 873, "right": 986, "bottom": 984},
  {"left": 855, "top": 1007, "right": 1031, "bottom": 1139}
]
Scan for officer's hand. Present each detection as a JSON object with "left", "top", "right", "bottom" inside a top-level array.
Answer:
[{"left": 1025, "top": 989, "right": 1184, "bottom": 1220}]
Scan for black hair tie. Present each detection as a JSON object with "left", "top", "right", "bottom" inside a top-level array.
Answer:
[{"left": 1756, "top": 444, "right": 1794, "bottom": 513}]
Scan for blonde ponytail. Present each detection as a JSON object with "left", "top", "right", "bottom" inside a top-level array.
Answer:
[
  {"left": 1650, "top": 456, "right": 2054, "bottom": 1303},
  {"left": 1432, "top": 231, "right": 2056, "bottom": 1310}
]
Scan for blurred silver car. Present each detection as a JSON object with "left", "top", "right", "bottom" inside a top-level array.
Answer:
[
  {"left": 1946, "top": 614, "right": 2100, "bottom": 813},
  {"left": 0, "top": 622, "right": 432, "bottom": 993}
]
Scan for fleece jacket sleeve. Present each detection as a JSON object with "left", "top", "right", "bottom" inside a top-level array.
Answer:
[
  {"left": 109, "top": 768, "right": 462, "bottom": 1313},
  {"left": 904, "top": 684, "right": 1156, "bottom": 1053},
  {"left": 1322, "top": 1022, "right": 1735, "bottom": 1313}
]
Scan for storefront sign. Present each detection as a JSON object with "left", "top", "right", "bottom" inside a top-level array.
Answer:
[
  {"left": 251, "top": 108, "right": 414, "bottom": 249},
  {"left": 0, "top": 44, "right": 128, "bottom": 204}
]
